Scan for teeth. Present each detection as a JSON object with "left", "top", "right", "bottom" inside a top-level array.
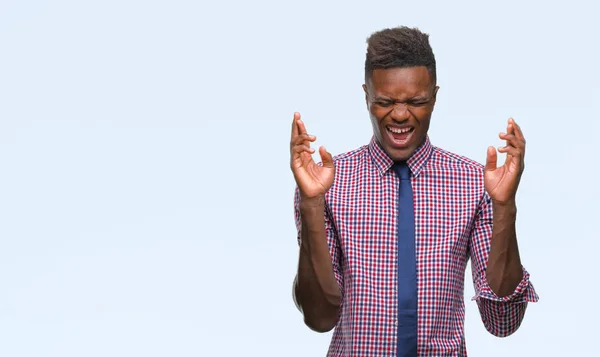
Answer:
[{"left": 387, "top": 126, "right": 412, "bottom": 134}]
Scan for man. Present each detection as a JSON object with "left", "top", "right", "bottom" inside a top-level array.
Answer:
[{"left": 289, "top": 26, "right": 538, "bottom": 357}]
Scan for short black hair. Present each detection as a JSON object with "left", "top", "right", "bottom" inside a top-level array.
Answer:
[{"left": 365, "top": 26, "right": 436, "bottom": 84}]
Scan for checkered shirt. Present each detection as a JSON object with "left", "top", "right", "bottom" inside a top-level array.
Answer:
[{"left": 294, "top": 136, "right": 538, "bottom": 356}]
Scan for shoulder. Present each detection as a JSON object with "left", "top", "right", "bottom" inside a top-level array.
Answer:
[
  {"left": 331, "top": 145, "right": 369, "bottom": 166},
  {"left": 315, "top": 144, "right": 370, "bottom": 175},
  {"left": 429, "top": 146, "right": 490, "bottom": 209},
  {"left": 430, "top": 145, "right": 485, "bottom": 175},
  {"left": 428, "top": 145, "right": 487, "bottom": 193},
  {"left": 320, "top": 145, "right": 370, "bottom": 196},
  {"left": 330, "top": 144, "right": 371, "bottom": 180}
]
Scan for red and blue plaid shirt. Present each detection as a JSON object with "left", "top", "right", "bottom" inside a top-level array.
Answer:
[{"left": 294, "top": 136, "right": 538, "bottom": 356}]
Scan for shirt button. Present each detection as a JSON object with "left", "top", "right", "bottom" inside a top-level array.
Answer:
[{"left": 394, "top": 320, "right": 398, "bottom": 326}]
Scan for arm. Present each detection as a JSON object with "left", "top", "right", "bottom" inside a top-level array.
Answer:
[
  {"left": 470, "top": 192, "right": 538, "bottom": 337},
  {"left": 486, "top": 200, "right": 523, "bottom": 297},
  {"left": 292, "top": 190, "right": 343, "bottom": 332},
  {"left": 473, "top": 118, "right": 539, "bottom": 336},
  {"left": 288, "top": 112, "right": 340, "bottom": 332}
]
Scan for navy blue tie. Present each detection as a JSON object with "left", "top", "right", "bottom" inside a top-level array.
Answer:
[{"left": 393, "top": 162, "right": 418, "bottom": 357}]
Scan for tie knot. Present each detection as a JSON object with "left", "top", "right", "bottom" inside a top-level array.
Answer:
[{"left": 393, "top": 163, "right": 411, "bottom": 180}]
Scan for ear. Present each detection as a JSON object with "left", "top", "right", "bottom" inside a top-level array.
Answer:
[
  {"left": 362, "top": 84, "right": 369, "bottom": 105},
  {"left": 431, "top": 86, "right": 440, "bottom": 111}
]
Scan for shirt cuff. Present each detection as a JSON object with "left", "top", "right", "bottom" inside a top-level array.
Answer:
[{"left": 472, "top": 266, "right": 539, "bottom": 303}]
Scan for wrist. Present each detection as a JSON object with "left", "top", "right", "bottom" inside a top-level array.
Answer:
[
  {"left": 492, "top": 199, "right": 517, "bottom": 223},
  {"left": 492, "top": 198, "right": 517, "bottom": 211},
  {"left": 299, "top": 194, "right": 326, "bottom": 209}
]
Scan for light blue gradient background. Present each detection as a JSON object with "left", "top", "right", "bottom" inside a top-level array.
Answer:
[{"left": 1, "top": 1, "right": 598, "bottom": 356}]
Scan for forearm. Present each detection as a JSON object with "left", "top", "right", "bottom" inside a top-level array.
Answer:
[
  {"left": 294, "top": 196, "right": 341, "bottom": 332},
  {"left": 485, "top": 200, "right": 523, "bottom": 297}
]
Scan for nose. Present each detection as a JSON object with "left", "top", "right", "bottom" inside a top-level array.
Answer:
[{"left": 390, "top": 103, "right": 410, "bottom": 121}]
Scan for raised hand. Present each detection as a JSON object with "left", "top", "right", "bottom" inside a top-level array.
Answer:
[
  {"left": 484, "top": 118, "right": 526, "bottom": 205},
  {"left": 290, "top": 112, "right": 335, "bottom": 200}
]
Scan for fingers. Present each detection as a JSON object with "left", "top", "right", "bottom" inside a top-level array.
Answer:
[
  {"left": 497, "top": 133, "right": 524, "bottom": 150},
  {"left": 497, "top": 144, "right": 524, "bottom": 172},
  {"left": 293, "top": 144, "right": 315, "bottom": 155},
  {"left": 508, "top": 117, "right": 526, "bottom": 143},
  {"left": 289, "top": 112, "right": 332, "bottom": 170},
  {"left": 506, "top": 118, "right": 515, "bottom": 135},
  {"left": 290, "top": 133, "right": 316, "bottom": 155},
  {"left": 292, "top": 134, "right": 316, "bottom": 154},
  {"left": 502, "top": 118, "right": 525, "bottom": 148},
  {"left": 297, "top": 117, "right": 308, "bottom": 136},
  {"left": 290, "top": 112, "right": 311, "bottom": 139},
  {"left": 499, "top": 118, "right": 526, "bottom": 158},
  {"left": 292, "top": 134, "right": 316, "bottom": 146},
  {"left": 290, "top": 140, "right": 315, "bottom": 169},
  {"left": 485, "top": 146, "right": 497, "bottom": 171},
  {"left": 291, "top": 112, "right": 300, "bottom": 137},
  {"left": 290, "top": 111, "right": 310, "bottom": 138},
  {"left": 487, "top": 118, "right": 526, "bottom": 175},
  {"left": 290, "top": 111, "right": 316, "bottom": 151},
  {"left": 319, "top": 146, "right": 334, "bottom": 168},
  {"left": 497, "top": 132, "right": 522, "bottom": 165},
  {"left": 497, "top": 146, "right": 521, "bottom": 157}
]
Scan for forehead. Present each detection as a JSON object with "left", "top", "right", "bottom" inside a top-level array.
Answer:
[{"left": 368, "top": 66, "right": 433, "bottom": 97}]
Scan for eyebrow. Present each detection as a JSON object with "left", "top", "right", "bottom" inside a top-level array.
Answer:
[
  {"left": 408, "top": 96, "right": 430, "bottom": 102},
  {"left": 373, "top": 95, "right": 429, "bottom": 102}
]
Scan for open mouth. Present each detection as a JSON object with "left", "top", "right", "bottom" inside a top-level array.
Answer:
[{"left": 386, "top": 125, "right": 415, "bottom": 146}]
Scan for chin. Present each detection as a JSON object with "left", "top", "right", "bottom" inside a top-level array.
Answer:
[
  {"left": 389, "top": 149, "right": 414, "bottom": 162},
  {"left": 382, "top": 140, "right": 418, "bottom": 162}
]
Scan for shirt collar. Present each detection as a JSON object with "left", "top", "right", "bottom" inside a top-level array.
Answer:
[{"left": 368, "top": 135, "right": 433, "bottom": 178}]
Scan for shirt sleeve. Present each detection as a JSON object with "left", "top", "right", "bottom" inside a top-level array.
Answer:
[
  {"left": 293, "top": 187, "right": 345, "bottom": 300},
  {"left": 469, "top": 190, "right": 539, "bottom": 337}
]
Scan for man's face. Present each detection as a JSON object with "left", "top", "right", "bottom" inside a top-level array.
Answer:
[{"left": 363, "top": 66, "right": 439, "bottom": 162}]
